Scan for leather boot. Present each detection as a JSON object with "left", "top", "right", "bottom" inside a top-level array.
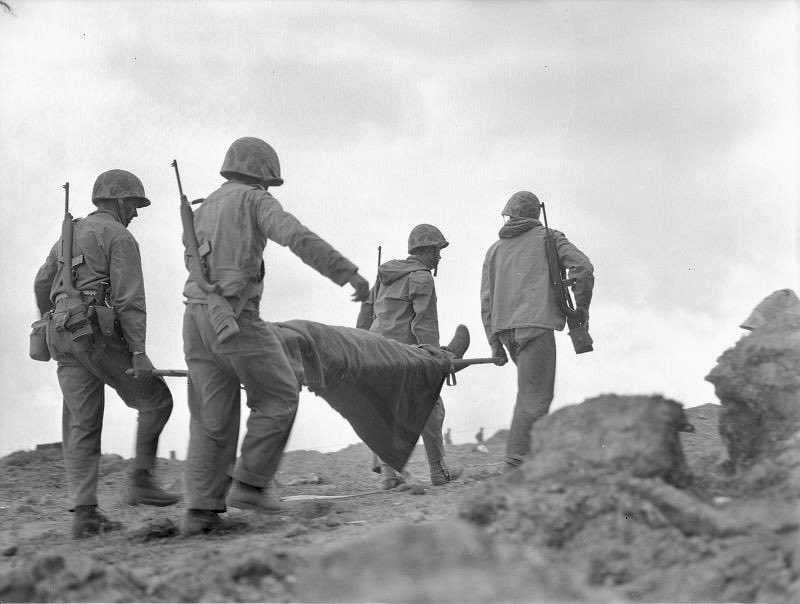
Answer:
[
  {"left": 226, "top": 480, "right": 286, "bottom": 514},
  {"left": 127, "top": 468, "right": 182, "bottom": 507},
  {"left": 430, "top": 460, "right": 463, "bottom": 486},
  {"left": 181, "top": 509, "right": 249, "bottom": 536},
  {"left": 72, "top": 505, "right": 122, "bottom": 539},
  {"left": 442, "top": 324, "right": 470, "bottom": 359}
]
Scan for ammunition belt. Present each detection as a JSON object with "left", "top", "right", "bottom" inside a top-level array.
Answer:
[{"left": 54, "top": 290, "right": 98, "bottom": 303}]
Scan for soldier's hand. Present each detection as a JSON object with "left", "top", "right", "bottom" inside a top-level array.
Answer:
[
  {"left": 132, "top": 352, "right": 155, "bottom": 379},
  {"left": 491, "top": 343, "right": 508, "bottom": 366},
  {"left": 348, "top": 273, "right": 370, "bottom": 302}
]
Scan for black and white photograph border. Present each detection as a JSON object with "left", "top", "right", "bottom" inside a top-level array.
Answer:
[{"left": 0, "top": 1, "right": 798, "bottom": 602}]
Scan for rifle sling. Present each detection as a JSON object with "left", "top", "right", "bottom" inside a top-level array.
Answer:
[{"left": 233, "top": 280, "right": 258, "bottom": 318}]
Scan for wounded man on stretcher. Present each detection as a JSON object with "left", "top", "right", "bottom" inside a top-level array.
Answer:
[{"left": 140, "top": 319, "right": 500, "bottom": 472}]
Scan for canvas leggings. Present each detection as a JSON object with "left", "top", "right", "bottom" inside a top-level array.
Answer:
[
  {"left": 500, "top": 328, "right": 556, "bottom": 468},
  {"left": 46, "top": 312, "right": 173, "bottom": 509},
  {"left": 183, "top": 303, "right": 300, "bottom": 511}
]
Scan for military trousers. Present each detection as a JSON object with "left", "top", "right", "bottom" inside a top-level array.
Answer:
[
  {"left": 500, "top": 327, "right": 556, "bottom": 467},
  {"left": 421, "top": 396, "right": 446, "bottom": 465},
  {"left": 183, "top": 303, "right": 300, "bottom": 511},
  {"left": 47, "top": 314, "right": 173, "bottom": 509}
]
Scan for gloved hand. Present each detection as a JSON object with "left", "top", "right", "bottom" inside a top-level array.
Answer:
[
  {"left": 491, "top": 342, "right": 508, "bottom": 366},
  {"left": 131, "top": 352, "right": 155, "bottom": 379},
  {"left": 348, "top": 272, "right": 370, "bottom": 303}
]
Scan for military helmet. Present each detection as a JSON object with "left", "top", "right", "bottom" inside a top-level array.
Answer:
[
  {"left": 220, "top": 137, "right": 284, "bottom": 187},
  {"left": 502, "top": 191, "right": 540, "bottom": 218},
  {"left": 92, "top": 169, "right": 150, "bottom": 207},
  {"left": 408, "top": 224, "right": 449, "bottom": 254}
]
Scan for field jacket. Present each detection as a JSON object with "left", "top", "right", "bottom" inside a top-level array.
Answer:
[
  {"left": 481, "top": 219, "right": 593, "bottom": 346},
  {"left": 183, "top": 181, "right": 358, "bottom": 311},
  {"left": 362, "top": 256, "right": 440, "bottom": 346},
  {"left": 34, "top": 209, "right": 148, "bottom": 353}
]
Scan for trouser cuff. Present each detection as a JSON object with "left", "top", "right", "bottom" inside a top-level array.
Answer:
[
  {"left": 186, "top": 496, "right": 227, "bottom": 512},
  {"left": 232, "top": 466, "right": 271, "bottom": 489}
]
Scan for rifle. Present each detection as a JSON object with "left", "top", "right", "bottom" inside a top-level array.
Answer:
[
  {"left": 55, "top": 182, "right": 93, "bottom": 345},
  {"left": 171, "top": 159, "right": 240, "bottom": 342},
  {"left": 540, "top": 203, "right": 593, "bottom": 354}
]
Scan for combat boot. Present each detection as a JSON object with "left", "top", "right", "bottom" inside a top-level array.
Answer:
[
  {"left": 72, "top": 505, "right": 122, "bottom": 539},
  {"left": 430, "top": 460, "right": 463, "bottom": 486},
  {"left": 381, "top": 464, "right": 406, "bottom": 490},
  {"left": 443, "top": 324, "right": 470, "bottom": 360},
  {"left": 127, "top": 468, "right": 182, "bottom": 507},
  {"left": 226, "top": 480, "right": 286, "bottom": 514},
  {"left": 181, "top": 509, "right": 249, "bottom": 536}
]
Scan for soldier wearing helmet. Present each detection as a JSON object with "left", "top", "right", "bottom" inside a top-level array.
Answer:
[
  {"left": 481, "top": 191, "right": 594, "bottom": 472},
  {"left": 34, "top": 169, "right": 181, "bottom": 539},
  {"left": 181, "top": 137, "right": 370, "bottom": 535},
  {"left": 356, "top": 223, "right": 467, "bottom": 489}
]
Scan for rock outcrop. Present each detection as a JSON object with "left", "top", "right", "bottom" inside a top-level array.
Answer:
[
  {"left": 522, "top": 394, "right": 693, "bottom": 487},
  {"left": 456, "top": 394, "right": 797, "bottom": 602},
  {"left": 706, "top": 289, "right": 800, "bottom": 471}
]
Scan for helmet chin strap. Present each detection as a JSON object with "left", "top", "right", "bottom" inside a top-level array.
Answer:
[{"left": 115, "top": 199, "right": 131, "bottom": 226}]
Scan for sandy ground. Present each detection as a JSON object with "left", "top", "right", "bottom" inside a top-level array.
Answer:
[{"left": 1, "top": 402, "right": 792, "bottom": 602}]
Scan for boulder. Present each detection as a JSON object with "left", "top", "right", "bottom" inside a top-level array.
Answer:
[
  {"left": 457, "top": 394, "right": 795, "bottom": 602},
  {"left": 524, "top": 394, "right": 692, "bottom": 487},
  {"left": 706, "top": 289, "right": 800, "bottom": 469}
]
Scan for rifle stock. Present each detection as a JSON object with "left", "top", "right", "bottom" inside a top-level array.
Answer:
[
  {"left": 541, "top": 203, "right": 593, "bottom": 354},
  {"left": 171, "top": 159, "right": 239, "bottom": 342},
  {"left": 55, "top": 182, "right": 93, "bottom": 345}
]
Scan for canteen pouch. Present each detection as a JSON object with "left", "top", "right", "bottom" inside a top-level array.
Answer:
[
  {"left": 65, "top": 300, "right": 93, "bottom": 343},
  {"left": 29, "top": 317, "right": 51, "bottom": 362},
  {"left": 94, "top": 305, "right": 118, "bottom": 337}
]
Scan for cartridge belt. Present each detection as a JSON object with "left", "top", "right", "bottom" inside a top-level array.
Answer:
[{"left": 54, "top": 291, "right": 98, "bottom": 303}]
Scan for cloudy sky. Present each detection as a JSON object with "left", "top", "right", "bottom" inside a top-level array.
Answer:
[{"left": 1, "top": 1, "right": 797, "bottom": 461}]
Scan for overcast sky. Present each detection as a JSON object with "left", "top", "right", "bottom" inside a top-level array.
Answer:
[{"left": 1, "top": 1, "right": 797, "bottom": 461}]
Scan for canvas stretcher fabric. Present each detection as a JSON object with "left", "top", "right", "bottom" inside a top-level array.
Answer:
[{"left": 276, "top": 320, "right": 450, "bottom": 471}]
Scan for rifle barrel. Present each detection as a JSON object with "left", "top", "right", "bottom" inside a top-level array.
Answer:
[{"left": 171, "top": 159, "right": 185, "bottom": 197}]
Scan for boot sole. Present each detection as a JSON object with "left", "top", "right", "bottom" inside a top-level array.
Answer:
[
  {"left": 226, "top": 498, "right": 286, "bottom": 514},
  {"left": 127, "top": 496, "right": 182, "bottom": 507}
]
